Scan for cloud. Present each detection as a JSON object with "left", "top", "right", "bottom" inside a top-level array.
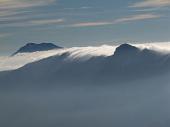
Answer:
[
  {"left": 114, "top": 13, "right": 161, "bottom": 23},
  {"left": 63, "top": 6, "right": 93, "bottom": 10},
  {"left": 135, "top": 42, "right": 170, "bottom": 53},
  {"left": 0, "top": 10, "right": 20, "bottom": 17},
  {"left": 70, "top": 13, "right": 161, "bottom": 27},
  {"left": 0, "top": 0, "right": 55, "bottom": 10},
  {"left": 0, "top": 33, "right": 10, "bottom": 38},
  {"left": 0, "top": 1, "right": 65, "bottom": 28},
  {"left": 0, "top": 18, "right": 65, "bottom": 28},
  {"left": 130, "top": 0, "right": 170, "bottom": 8},
  {"left": 0, "top": 0, "right": 55, "bottom": 18},
  {"left": 29, "top": 19, "right": 65, "bottom": 25},
  {"left": 0, "top": 45, "right": 116, "bottom": 71},
  {"left": 70, "top": 22, "right": 113, "bottom": 27}
]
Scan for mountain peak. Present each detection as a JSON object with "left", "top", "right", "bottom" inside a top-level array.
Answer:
[
  {"left": 114, "top": 43, "right": 139, "bottom": 56},
  {"left": 12, "top": 43, "right": 62, "bottom": 55}
]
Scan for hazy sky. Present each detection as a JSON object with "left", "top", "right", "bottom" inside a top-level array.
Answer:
[{"left": 0, "top": 0, "right": 170, "bottom": 55}]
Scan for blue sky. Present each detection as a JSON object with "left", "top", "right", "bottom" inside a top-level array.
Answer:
[{"left": 0, "top": 0, "right": 170, "bottom": 55}]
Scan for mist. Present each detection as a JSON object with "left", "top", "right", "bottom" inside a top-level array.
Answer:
[{"left": 1, "top": 74, "right": 170, "bottom": 127}]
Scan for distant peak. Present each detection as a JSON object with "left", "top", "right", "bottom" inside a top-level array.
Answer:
[
  {"left": 12, "top": 42, "right": 62, "bottom": 56},
  {"left": 114, "top": 43, "right": 139, "bottom": 56},
  {"left": 116, "top": 43, "right": 137, "bottom": 50}
]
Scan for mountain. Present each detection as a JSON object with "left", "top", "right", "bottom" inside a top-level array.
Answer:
[
  {"left": 114, "top": 43, "right": 140, "bottom": 56},
  {"left": 12, "top": 42, "right": 62, "bottom": 55},
  {"left": 1, "top": 43, "right": 170, "bottom": 87}
]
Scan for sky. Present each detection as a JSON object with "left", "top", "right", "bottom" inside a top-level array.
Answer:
[{"left": 0, "top": 0, "right": 170, "bottom": 55}]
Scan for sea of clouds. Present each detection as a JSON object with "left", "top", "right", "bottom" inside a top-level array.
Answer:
[{"left": 0, "top": 42, "right": 170, "bottom": 71}]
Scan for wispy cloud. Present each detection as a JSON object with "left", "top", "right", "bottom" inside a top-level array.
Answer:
[
  {"left": 29, "top": 19, "right": 64, "bottom": 25},
  {"left": 0, "top": 0, "right": 55, "bottom": 18},
  {"left": 0, "top": 0, "right": 55, "bottom": 10},
  {"left": 130, "top": 0, "right": 170, "bottom": 8},
  {"left": 114, "top": 13, "right": 161, "bottom": 23},
  {"left": 70, "top": 22, "right": 113, "bottom": 27},
  {"left": 70, "top": 13, "right": 161, "bottom": 27},
  {"left": 0, "top": 18, "right": 65, "bottom": 28},
  {"left": 63, "top": 6, "right": 93, "bottom": 10},
  {"left": 0, "top": 0, "right": 63, "bottom": 28}
]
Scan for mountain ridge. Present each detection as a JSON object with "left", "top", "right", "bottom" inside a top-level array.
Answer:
[{"left": 1, "top": 43, "right": 170, "bottom": 88}]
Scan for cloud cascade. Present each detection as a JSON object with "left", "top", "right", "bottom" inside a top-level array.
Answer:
[{"left": 0, "top": 45, "right": 116, "bottom": 71}]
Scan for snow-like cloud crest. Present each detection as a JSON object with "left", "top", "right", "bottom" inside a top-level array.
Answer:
[{"left": 0, "top": 45, "right": 116, "bottom": 71}]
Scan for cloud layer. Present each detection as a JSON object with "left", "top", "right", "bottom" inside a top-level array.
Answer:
[
  {"left": 0, "top": 42, "right": 170, "bottom": 71},
  {"left": 0, "top": 45, "right": 116, "bottom": 71}
]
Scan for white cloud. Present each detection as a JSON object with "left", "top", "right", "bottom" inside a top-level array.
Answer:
[
  {"left": 29, "top": 19, "right": 65, "bottom": 25},
  {"left": 0, "top": 45, "right": 116, "bottom": 71},
  {"left": 130, "top": 0, "right": 170, "bottom": 8},
  {"left": 70, "top": 22, "right": 113, "bottom": 27},
  {"left": 114, "top": 13, "right": 161, "bottom": 23},
  {"left": 135, "top": 42, "right": 170, "bottom": 53}
]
